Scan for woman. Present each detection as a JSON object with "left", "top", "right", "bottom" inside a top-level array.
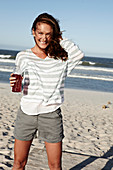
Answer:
[{"left": 10, "top": 13, "right": 84, "bottom": 170}]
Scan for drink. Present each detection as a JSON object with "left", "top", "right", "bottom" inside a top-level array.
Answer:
[{"left": 12, "top": 74, "right": 22, "bottom": 92}]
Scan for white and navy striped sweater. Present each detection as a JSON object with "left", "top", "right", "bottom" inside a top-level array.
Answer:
[{"left": 15, "top": 38, "right": 84, "bottom": 115}]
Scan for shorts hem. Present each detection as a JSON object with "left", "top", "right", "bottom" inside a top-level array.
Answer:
[
  {"left": 39, "top": 135, "right": 65, "bottom": 143},
  {"left": 14, "top": 133, "right": 34, "bottom": 141}
]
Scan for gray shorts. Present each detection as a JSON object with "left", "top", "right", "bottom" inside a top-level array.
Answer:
[{"left": 14, "top": 107, "right": 64, "bottom": 143}]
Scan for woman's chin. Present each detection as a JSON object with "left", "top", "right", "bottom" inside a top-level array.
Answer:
[{"left": 37, "top": 44, "right": 49, "bottom": 50}]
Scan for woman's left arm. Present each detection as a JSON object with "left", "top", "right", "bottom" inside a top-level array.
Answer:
[{"left": 60, "top": 38, "right": 84, "bottom": 75}]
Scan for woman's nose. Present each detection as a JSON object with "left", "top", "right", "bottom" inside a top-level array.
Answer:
[{"left": 42, "top": 34, "right": 46, "bottom": 40}]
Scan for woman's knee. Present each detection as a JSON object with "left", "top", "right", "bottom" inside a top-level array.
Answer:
[
  {"left": 48, "top": 160, "right": 61, "bottom": 169},
  {"left": 45, "top": 141, "right": 62, "bottom": 169},
  {"left": 13, "top": 159, "right": 27, "bottom": 169},
  {"left": 13, "top": 139, "right": 32, "bottom": 169}
]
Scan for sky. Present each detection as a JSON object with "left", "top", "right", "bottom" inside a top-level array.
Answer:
[{"left": 0, "top": 0, "right": 113, "bottom": 58}]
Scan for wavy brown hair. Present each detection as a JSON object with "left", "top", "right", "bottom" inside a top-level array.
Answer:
[{"left": 32, "top": 13, "right": 68, "bottom": 61}]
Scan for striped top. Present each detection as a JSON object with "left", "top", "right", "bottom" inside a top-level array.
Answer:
[{"left": 15, "top": 38, "right": 84, "bottom": 115}]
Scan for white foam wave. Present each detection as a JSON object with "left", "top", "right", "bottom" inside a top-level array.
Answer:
[
  {"left": 1, "top": 68, "right": 113, "bottom": 82},
  {"left": 68, "top": 74, "right": 113, "bottom": 82},
  {"left": 79, "top": 61, "right": 96, "bottom": 65},
  {"left": 89, "top": 62, "right": 95, "bottom": 65},
  {"left": 0, "top": 59, "right": 15, "bottom": 63},
  {"left": 78, "top": 61, "right": 82, "bottom": 64},
  {"left": 0, "top": 54, "right": 11, "bottom": 58},
  {"left": 0, "top": 68, "right": 13, "bottom": 72},
  {"left": 76, "top": 66, "right": 113, "bottom": 72}
]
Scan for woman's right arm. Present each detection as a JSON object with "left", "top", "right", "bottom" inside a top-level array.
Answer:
[{"left": 9, "top": 51, "right": 22, "bottom": 87}]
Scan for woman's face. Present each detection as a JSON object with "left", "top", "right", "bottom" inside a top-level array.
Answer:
[{"left": 33, "top": 22, "right": 53, "bottom": 50}]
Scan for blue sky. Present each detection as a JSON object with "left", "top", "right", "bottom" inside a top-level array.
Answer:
[{"left": 0, "top": 0, "right": 113, "bottom": 58}]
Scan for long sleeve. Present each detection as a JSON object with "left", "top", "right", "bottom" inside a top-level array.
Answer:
[{"left": 60, "top": 38, "right": 84, "bottom": 75}]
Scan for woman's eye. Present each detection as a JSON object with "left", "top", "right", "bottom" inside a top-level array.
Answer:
[
  {"left": 38, "top": 32, "right": 42, "bottom": 35},
  {"left": 46, "top": 33, "right": 51, "bottom": 37}
]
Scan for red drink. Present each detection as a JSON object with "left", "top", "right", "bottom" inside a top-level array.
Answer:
[{"left": 12, "top": 74, "right": 22, "bottom": 92}]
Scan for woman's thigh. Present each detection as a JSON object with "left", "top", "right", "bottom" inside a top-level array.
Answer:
[
  {"left": 14, "top": 139, "right": 32, "bottom": 163},
  {"left": 45, "top": 141, "right": 62, "bottom": 168}
]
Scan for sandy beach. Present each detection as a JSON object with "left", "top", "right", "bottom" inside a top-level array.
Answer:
[{"left": 0, "top": 83, "right": 113, "bottom": 169}]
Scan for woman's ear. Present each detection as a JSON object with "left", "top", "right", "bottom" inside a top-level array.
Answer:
[{"left": 32, "top": 29, "right": 35, "bottom": 37}]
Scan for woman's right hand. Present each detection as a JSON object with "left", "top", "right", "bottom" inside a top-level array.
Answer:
[{"left": 9, "top": 73, "right": 16, "bottom": 87}]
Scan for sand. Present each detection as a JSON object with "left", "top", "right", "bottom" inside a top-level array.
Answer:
[{"left": 0, "top": 83, "right": 113, "bottom": 169}]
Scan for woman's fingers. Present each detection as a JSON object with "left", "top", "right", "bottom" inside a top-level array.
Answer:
[
  {"left": 9, "top": 74, "right": 16, "bottom": 87},
  {"left": 10, "top": 80, "right": 16, "bottom": 86},
  {"left": 10, "top": 73, "right": 14, "bottom": 76},
  {"left": 10, "top": 83, "right": 15, "bottom": 87},
  {"left": 9, "top": 74, "right": 23, "bottom": 87},
  {"left": 9, "top": 77, "right": 16, "bottom": 81}
]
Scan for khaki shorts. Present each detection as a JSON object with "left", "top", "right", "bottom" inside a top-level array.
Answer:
[{"left": 14, "top": 107, "right": 64, "bottom": 143}]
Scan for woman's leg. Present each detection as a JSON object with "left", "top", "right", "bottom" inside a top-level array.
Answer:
[
  {"left": 45, "top": 141, "right": 62, "bottom": 170},
  {"left": 12, "top": 138, "right": 32, "bottom": 170}
]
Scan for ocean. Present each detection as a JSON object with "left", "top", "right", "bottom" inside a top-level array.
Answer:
[{"left": 0, "top": 49, "right": 113, "bottom": 93}]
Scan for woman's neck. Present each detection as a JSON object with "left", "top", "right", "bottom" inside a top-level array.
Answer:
[{"left": 31, "top": 46, "right": 47, "bottom": 59}]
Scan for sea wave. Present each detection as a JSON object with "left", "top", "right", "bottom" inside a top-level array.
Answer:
[
  {"left": 0, "top": 54, "right": 11, "bottom": 58},
  {"left": 1, "top": 60, "right": 113, "bottom": 73},
  {"left": 0, "top": 68, "right": 13, "bottom": 72},
  {"left": 80, "top": 58, "right": 113, "bottom": 68},
  {"left": 1, "top": 67, "right": 112, "bottom": 82},
  {"left": 79, "top": 61, "right": 96, "bottom": 65},
  {"left": 68, "top": 74, "right": 113, "bottom": 82},
  {"left": 76, "top": 66, "right": 113, "bottom": 73},
  {"left": 0, "top": 59, "right": 15, "bottom": 63}
]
